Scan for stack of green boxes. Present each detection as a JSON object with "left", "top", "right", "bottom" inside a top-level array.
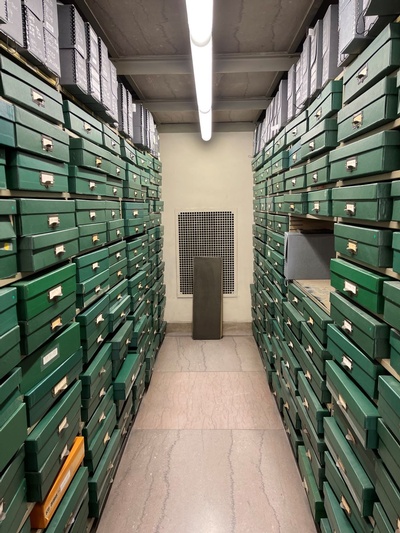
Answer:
[
  {"left": 0, "top": 44, "right": 165, "bottom": 532},
  {"left": 252, "top": 21, "right": 400, "bottom": 533}
]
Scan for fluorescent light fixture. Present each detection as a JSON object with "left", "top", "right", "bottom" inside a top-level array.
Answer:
[
  {"left": 190, "top": 39, "right": 212, "bottom": 113},
  {"left": 185, "top": 0, "right": 213, "bottom": 47},
  {"left": 199, "top": 110, "right": 212, "bottom": 141},
  {"left": 185, "top": 0, "right": 213, "bottom": 141}
]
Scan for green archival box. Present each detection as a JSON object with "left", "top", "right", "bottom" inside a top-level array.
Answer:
[
  {"left": 329, "top": 291, "right": 390, "bottom": 360},
  {"left": 16, "top": 198, "right": 76, "bottom": 237},
  {"left": 330, "top": 258, "right": 390, "bottom": 314},
  {"left": 337, "top": 77, "right": 398, "bottom": 142},
  {"left": 334, "top": 223, "right": 393, "bottom": 268},
  {"left": 343, "top": 23, "right": 400, "bottom": 104},
  {"left": 14, "top": 106, "right": 69, "bottom": 163},
  {"left": 63, "top": 99, "right": 103, "bottom": 145},
  {"left": 331, "top": 182, "right": 392, "bottom": 222},
  {"left": 0, "top": 53, "right": 64, "bottom": 123},
  {"left": 7, "top": 152, "right": 69, "bottom": 192},
  {"left": 326, "top": 360, "right": 379, "bottom": 449},
  {"left": 329, "top": 131, "right": 400, "bottom": 182},
  {"left": 327, "top": 324, "right": 385, "bottom": 400}
]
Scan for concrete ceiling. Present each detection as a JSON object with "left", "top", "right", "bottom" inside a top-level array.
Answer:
[{"left": 72, "top": 0, "right": 331, "bottom": 132}]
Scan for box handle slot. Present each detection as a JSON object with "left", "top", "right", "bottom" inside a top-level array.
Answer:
[
  {"left": 116, "top": 167, "right": 121, "bottom": 175},
  {"left": 346, "top": 158, "right": 357, "bottom": 172},
  {"left": 306, "top": 449, "right": 312, "bottom": 461},
  {"left": 315, "top": 108, "right": 322, "bottom": 120},
  {"left": 95, "top": 157, "right": 102, "bottom": 168},
  {"left": 99, "top": 412, "right": 106, "bottom": 423},
  {"left": 308, "top": 141, "right": 315, "bottom": 151},
  {"left": 89, "top": 181, "right": 96, "bottom": 190},
  {"left": 83, "top": 122, "right": 92, "bottom": 133},
  {"left": 95, "top": 285, "right": 101, "bottom": 294},
  {"left": 48, "top": 216, "right": 60, "bottom": 228},
  {"left": 96, "top": 313, "right": 104, "bottom": 325},
  {"left": 48, "top": 285, "right": 63, "bottom": 300},
  {"left": 312, "top": 202, "right": 320, "bottom": 213},
  {"left": 336, "top": 458, "right": 346, "bottom": 474},
  {"left": 42, "top": 136, "right": 54, "bottom": 152},
  {"left": 54, "top": 245, "right": 66, "bottom": 256},
  {"left": 312, "top": 172, "right": 318, "bottom": 183},
  {"left": 40, "top": 172, "right": 54, "bottom": 188},
  {"left": 60, "top": 444, "right": 70, "bottom": 461},
  {"left": 341, "top": 355, "right": 353, "bottom": 371},
  {"left": 31, "top": 89, "right": 45, "bottom": 107},
  {"left": 51, "top": 317, "right": 63, "bottom": 330},
  {"left": 337, "top": 394, "right": 347, "bottom": 411},
  {"left": 97, "top": 335, "right": 104, "bottom": 344},
  {"left": 291, "top": 178, "right": 296, "bottom": 186},
  {"left": 99, "top": 387, "right": 106, "bottom": 398},
  {"left": 99, "top": 366, "right": 106, "bottom": 376},
  {"left": 53, "top": 376, "right": 68, "bottom": 397},
  {"left": 92, "top": 262, "right": 100, "bottom": 271},
  {"left": 113, "top": 187, "right": 118, "bottom": 195},
  {"left": 356, "top": 65, "right": 368, "bottom": 83},
  {"left": 302, "top": 398, "right": 309, "bottom": 410},
  {"left": 305, "top": 370, "right": 312, "bottom": 382},
  {"left": 346, "top": 240, "right": 358, "bottom": 254},
  {"left": 342, "top": 320, "right": 353, "bottom": 334},
  {"left": 352, "top": 112, "right": 363, "bottom": 129},
  {"left": 306, "top": 345, "right": 313, "bottom": 355},
  {"left": 58, "top": 417, "right": 69, "bottom": 434},
  {"left": 344, "top": 280, "right": 358, "bottom": 295},
  {"left": 345, "top": 203, "right": 356, "bottom": 216},
  {"left": 92, "top": 234, "right": 100, "bottom": 243},
  {"left": 345, "top": 429, "right": 355, "bottom": 444},
  {"left": 340, "top": 496, "right": 351, "bottom": 516}
]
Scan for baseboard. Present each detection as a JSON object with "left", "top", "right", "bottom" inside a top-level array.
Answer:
[{"left": 166, "top": 322, "right": 252, "bottom": 336}]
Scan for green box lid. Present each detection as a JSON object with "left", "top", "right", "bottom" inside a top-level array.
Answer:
[
  {"left": 13, "top": 262, "right": 75, "bottom": 300},
  {"left": 0, "top": 199, "right": 16, "bottom": 216},
  {"left": 330, "top": 291, "right": 389, "bottom": 341},
  {"left": 0, "top": 286, "right": 17, "bottom": 312},
  {"left": 74, "top": 247, "right": 109, "bottom": 269},
  {"left": 383, "top": 280, "right": 400, "bottom": 303},
  {"left": 329, "top": 130, "right": 400, "bottom": 163},
  {"left": 17, "top": 198, "right": 75, "bottom": 215},
  {"left": 378, "top": 375, "right": 400, "bottom": 413},
  {"left": 326, "top": 360, "right": 379, "bottom": 429},
  {"left": 331, "top": 258, "right": 390, "bottom": 292},
  {"left": 335, "top": 223, "right": 393, "bottom": 247},
  {"left": 18, "top": 226, "right": 79, "bottom": 250}
]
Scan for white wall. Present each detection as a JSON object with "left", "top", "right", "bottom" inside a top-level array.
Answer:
[{"left": 159, "top": 131, "right": 254, "bottom": 324}]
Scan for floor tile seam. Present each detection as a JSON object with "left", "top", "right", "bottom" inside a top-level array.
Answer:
[
  {"left": 131, "top": 427, "right": 286, "bottom": 431},
  {"left": 152, "top": 370, "right": 267, "bottom": 374}
]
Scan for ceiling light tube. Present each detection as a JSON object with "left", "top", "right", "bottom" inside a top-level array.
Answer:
[
  {"left": 190, "top": 39, "right": 213, "bottom": 114},
  {"left": 199, "top": 109, "right": 212, "bottom": 142},
  {"left": 185, "top": 0, "right": 213, "bottom": 141},
  {"left": 185, "top": 0, "right": 213, "bottom": 47}
]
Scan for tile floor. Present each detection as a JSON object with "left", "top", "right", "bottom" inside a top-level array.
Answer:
[{"left": 97, "top": 333, "right": 317, "bottom": 533}]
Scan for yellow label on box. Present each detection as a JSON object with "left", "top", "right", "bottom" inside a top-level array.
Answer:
[{"left": 30, "top": 437, "right": 84, "bottom": 529}]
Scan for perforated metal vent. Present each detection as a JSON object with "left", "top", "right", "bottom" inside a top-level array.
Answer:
[{"left": 177, "top": 211, "right": 235, "bottom": 296}]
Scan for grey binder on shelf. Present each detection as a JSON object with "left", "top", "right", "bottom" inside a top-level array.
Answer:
[
  {"left": 192, "top": 257, "right": 223, "bottom": 340},
  {"left": 284, "top": 232, "right": 335, "bottom": 280}
]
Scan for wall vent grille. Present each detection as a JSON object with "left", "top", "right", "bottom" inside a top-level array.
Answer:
[{"left": 177, "top": 211, "right": 235, "bottom": 296}]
